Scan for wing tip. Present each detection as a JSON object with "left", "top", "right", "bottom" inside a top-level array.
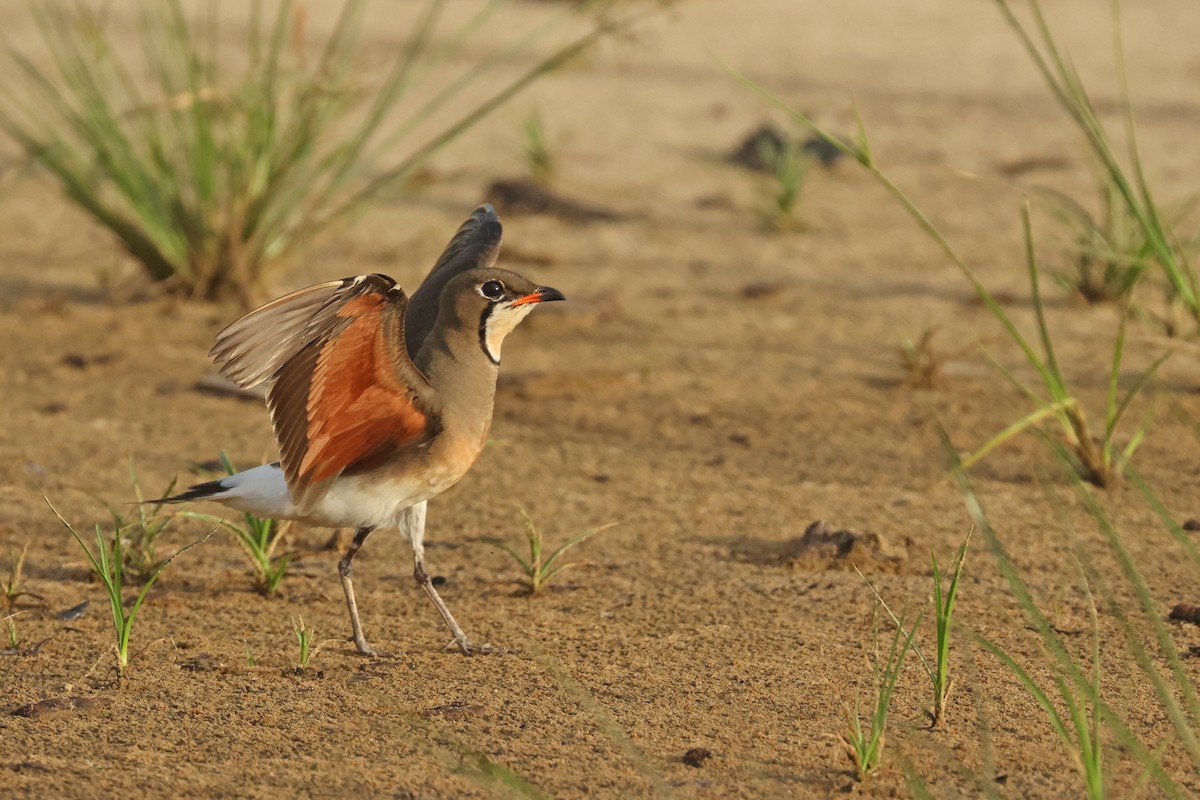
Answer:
[{"left": 468, "top": 206, "right": 503, "bottom": 252}]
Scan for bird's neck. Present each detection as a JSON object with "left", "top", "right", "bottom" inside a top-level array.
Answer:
[{"left": 416, "top": 311, "right": 500, "bottom": 444}]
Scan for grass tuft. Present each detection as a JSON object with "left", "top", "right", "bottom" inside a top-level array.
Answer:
[
  {"left": 292, "top": 614, "right": 316, "bottom": 670},
  {"left": 1037, "top": 179, "right": 1154, "bottom": 305},
  {"left": 757, "top": 136, "right": 810, "bottom": 231},
  {"left": 732, "top": 79, "right": 1168, "bottom": 488},
  {"left": 928, "top": 530, "right": 971, "bottom": 728},
  {"left": 1, "top": 540, "right": 35, "bottom": 611},
  {"left": 957, "top": 205, "right": 1168, "bottom": 488},
  {"left": 899, "top": 327, "right": 942, "bottom": 389},
  {"left": 939, "top": 423, "right": 1194, "bottom": 797},
  {"left": 3, "top": 611, "right": 20, "bottom": 651},
  {"left": 0, "top": 0, "right": 647, "bottom": 302},
  {"left": 482, "top": 509, "right": 613, "bottom": 595},
  {"left": 840, "top": 601, "right": 921, "bottom": 781},
  {"left": 45, "top": 494, "right": 211, "bottom": 676},
  {"left": 993, "top": 0, "right": 1200, "bottom": 331},
  {"left": 860, "top": 531, "right": 970, "bottom": 731},
  {"left": 98, "top": 460, "right": 182, "bottom": 584}
]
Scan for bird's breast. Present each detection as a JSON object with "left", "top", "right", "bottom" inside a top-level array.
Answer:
[{"left": 428, "top": 428, "right": 488, "bottom": 485}]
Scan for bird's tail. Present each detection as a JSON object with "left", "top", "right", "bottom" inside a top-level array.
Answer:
[
  {"left": 148, "top": 477, "right": 232, "bottom": 505},
  {"left": 145, "top": 463, "right": 294, "bottom": 520}
]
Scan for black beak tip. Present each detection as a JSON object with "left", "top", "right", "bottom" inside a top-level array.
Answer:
[{"left": 538, "top": 286, "right": 566, "bottom": 303}]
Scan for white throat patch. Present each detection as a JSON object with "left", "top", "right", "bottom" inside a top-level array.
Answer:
[{"left": 483, "top": 303, "right": 535, "bottom": 363}]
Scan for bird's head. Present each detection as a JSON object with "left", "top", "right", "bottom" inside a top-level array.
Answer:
[{"left": 441, "top": 268, "right": 565, "bottom": 365}]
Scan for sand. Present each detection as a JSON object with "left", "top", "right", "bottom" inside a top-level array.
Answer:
[{"left": 3, "top": 0, "right": 1200, "bottom": 796}]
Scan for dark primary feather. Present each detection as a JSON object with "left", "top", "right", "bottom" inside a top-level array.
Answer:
[{"left": 405, "top": 204, "right": 502, "bottom": 356}]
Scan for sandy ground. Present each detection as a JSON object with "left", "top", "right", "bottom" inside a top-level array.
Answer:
[{"left": 3, "top": 0, "right": 1200, "bottom": 797}]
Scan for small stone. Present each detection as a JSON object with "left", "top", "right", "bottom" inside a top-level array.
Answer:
[
  {"left": 485, "top": 178, "right": 618, "bottom": 222},
  {"left": 740, "top": 281, "right": 784, "bottom": 300},
  {"left": 60, "top": 353, "right": 113, "bottom": 369},
  {"left": 55, "top": 601, "right": 89, "bottom": 621},
  {"left": 1170, "top": 604, "right": 1200, "bottom": 625},
  {"left": 683, "top": 747, "right": 712, "bottom": 768},
  {"left": 727, "top": 126, "right": 787, "bottom": 171},
  {"left": 12, "top": 696, "right": 112, "bottom": 718},
  {"left": 800, "top": 136, "right": 844, "bottom": 166},
  {"left": 424, "top": 702, "right": 488, "bottom": 720}
]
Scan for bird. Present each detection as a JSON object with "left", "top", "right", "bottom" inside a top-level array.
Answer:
[{"left": 159, "top": 205, "right": 563, "bottom": 656}]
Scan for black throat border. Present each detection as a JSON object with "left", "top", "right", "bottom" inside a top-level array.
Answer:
[{"left": 478, "top": 306, "right": 500, "bottom": 366}]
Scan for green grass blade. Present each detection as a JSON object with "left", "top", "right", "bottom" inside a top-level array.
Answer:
[
  {"left": 1127, "top": 468, "right": 1200, "bottom": 567},
  {"left": 993, "top": 0, "right": 1198, "bottom": 314},
  {"left": 1107, "top": 351, "right": 1168, "bottom": 441},
  {"left": 978, "top": 345, "right": 1049, "bottom": 409},
  {"left": 364, "top": 0, "right": 559, "bottom": 163},
  {"left": 731, "top": 69, "right": 1059, "bottom": 377},
  {"left": 948, "top": 424, "right": 1188, "bottom": 795},
  {"left": 957, "top": 399, "right": 1076, "bottom": 473},
  {"left": 1072, "top": 486, "right": 1200, "bottom": 759},
  {"left": 977, "top": 632, "right": 1074, "bottom": 753},
  {"left": 1103, "top": 312, "right": 1130, "bottom": 447},
  {"left": 314, "top": 0, "right": 444, "bottom": 202},
  {"left": 480, "top": 537, "right": 533, "bottom": 576},
  {"left": 932, "top": 528, "right": 971, "bottom": 723},
  {"left": 538, "top": 561, "right": 580, "bottom": 586},
  {"left": 1022, "top": 204, "right": 1068, "bottom": 400},
  {"left": 529, "top": 648, "right": 677, "bottom": 798},
  {"left": 539, "top": 526, "right": 605, "bottom": 576},
  {"left": 857, "top": 568, "right": 933, "bottom": 682},
  {"left": 44, "top": 495, "right": 105, "bottom": 582},
  {"left": 1040, "top": 476, "right": 1192, "bottom": 793}
]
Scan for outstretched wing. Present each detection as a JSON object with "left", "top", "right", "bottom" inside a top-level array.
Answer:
[
  {"left": 404, "top": 204, "right": 503, "bottom": 354},
  {"left": 211, "top": 274, "right": 435, "bottom": 510},
  {"left": 210, "top": 279, "right": 346, "bottom": 389}
]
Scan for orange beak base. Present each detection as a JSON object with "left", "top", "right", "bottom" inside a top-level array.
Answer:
[{"left": 512, "top": 286, "right": 566, "bottom": 306}]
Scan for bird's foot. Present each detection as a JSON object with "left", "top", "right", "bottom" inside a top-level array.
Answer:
[
  {"left": 445, "top": 638, "right": 510, "bottom": 657},
  {"left": 351, "top": 637, "right": 395, "bottom": 659}
]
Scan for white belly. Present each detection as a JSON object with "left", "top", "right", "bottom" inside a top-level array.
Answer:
[
  {"left": 213, "top": 463, "right": 452, "bottom": 530},
  {"left": 299, "top": 473, "right": 443, "bottom": 529}
]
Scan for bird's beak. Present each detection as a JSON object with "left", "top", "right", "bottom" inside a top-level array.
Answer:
[{"left": 512, "top": 286, "right": 566, "bottom": 305}]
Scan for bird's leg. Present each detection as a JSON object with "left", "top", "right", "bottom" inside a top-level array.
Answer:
[
  {"left": 402, "top": 501, "right": 501, "bottom": 656},
  {"left": 339, "top": 525, "right": 381, "bottom": 656}
]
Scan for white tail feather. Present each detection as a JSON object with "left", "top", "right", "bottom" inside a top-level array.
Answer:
[{"left": 211, "top": 464, "right": 297, "bottom": 519}]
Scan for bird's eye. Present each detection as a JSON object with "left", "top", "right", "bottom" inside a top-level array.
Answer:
[{"left": 480, "top": 280, "right": 505, "bottom": 300}]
